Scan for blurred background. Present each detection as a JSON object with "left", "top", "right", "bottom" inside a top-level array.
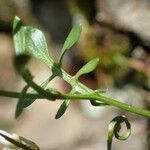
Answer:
[{"left": 0, "top": 0, "right": 150, "bottom": 149}]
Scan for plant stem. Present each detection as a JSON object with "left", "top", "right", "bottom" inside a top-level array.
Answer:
[
  {"left": 61, "top": 94, "right": 150, "bottom": 118},
  {"left": 0, "top": 90, "right": 43, "bottom": 99},
  {"left": 0, "top": 88, "right": 150, "bottom": 117}
]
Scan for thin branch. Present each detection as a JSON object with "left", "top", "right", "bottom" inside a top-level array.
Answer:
[{"left": 0, "top": 88, "right": 150, "bottom": 118}]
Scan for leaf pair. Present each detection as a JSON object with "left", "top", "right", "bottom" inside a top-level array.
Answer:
[
  {"left": 55, "top": 24, "right": 82, "bottom": 119},
  {"left": 56, "top": 58, "right": 100, "bottom": 119},
  {"left": 75, "top": 58, "right": 109, "bottom": 107}
]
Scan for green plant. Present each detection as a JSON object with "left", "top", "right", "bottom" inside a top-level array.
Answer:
[{"left": 0, "top": 16, "right": 149, "bottom": 150}]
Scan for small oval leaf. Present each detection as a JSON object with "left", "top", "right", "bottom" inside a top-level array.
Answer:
[
  {"left": 13, "top": 16, "right": 52, "bottom": 66},
  {"left": 24, "top": 27, "right": 51, "bottom": 63},
  {"left": 75, "top": 57, "right": 99, "bottom": 79},
  {"left": 55, "top": 100, "right": 70, "bottom": 119},
  {"left": 15, "top": 85, "right": 29, "bottom": 118},
  {"left": 58, "top": 24, "right": 82, "bottom": 66}
]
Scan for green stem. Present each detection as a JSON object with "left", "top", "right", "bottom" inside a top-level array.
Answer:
[
  {"left": 0, "top": 88, "right": 150, "bottom": 117},
  {"left": 0, "top": 90, "right": 43, "bottom": 99},
  {"left": 61, "top": 94, "right": 150, "bottom": 118}
]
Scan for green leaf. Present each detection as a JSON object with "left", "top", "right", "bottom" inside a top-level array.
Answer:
[
  {"left": 75, "top": 57, "right": 99, "bottom": 79},
  {"left": 24, "top": 27, "right": 51, "bottom": 63},
  {"left": 55, "top": 89, "right": 76, "bottom": 119},
  {"left": 13, "top": 16, "right": 52, "bottom": 65},
  {"left": 21, "top": 95, "right": 36, "bottom": 108},
  {"left": 55, "top": 100, "right": 70, "bottom": 119},
  {"left": 58, "top": 24, "right": 82, "bottom": 66},
  {"left": 15, "top": 85, "right": 29, "bottom": 118}
]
